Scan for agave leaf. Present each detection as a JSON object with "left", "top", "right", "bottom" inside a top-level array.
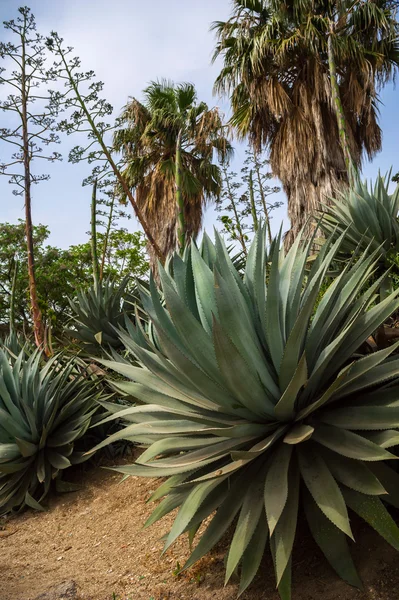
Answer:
[
  {"left": 343, "top": 488, "right": 399, "bottom": 551},
  {"left": 296, "top": 369, "right": 349, "bottom": 419},
  {"left": 225, "top": 475, "right": 265, "bottom": 582},
  {"left": 46, "top": 450, "right": 71, "bottom": 470},
  {"left": 270, "top": 540, "right": 292, "bottom": 600},
  {"left": 144, "top": 489, "right": 188, "bottom": 528},
  {"left": 320, "top": 447, "right": 386, "bottom": 495},
  {"left": 181, "top": 468, "right": 254, "bottom": 572},
  {"left": 283, "top": 424, "right": 314, "bottom": 444},
  {"left": 164, "top": 477, "right": 226, "bottom": 553},
  {"left": 271, "top": 464, "right": 300, "bottom": 585},
  {"left": 0, "top": 443, "right": 20, "bottom": 461},
  {"left": 24, "top": 491, "right": 45, "bottom": 512},
  {"left": 330, "top": 342, "right": 399, "bottom": 398},
  {"left": 265, "top": 444, "right": 293, "bottom": 535},
  {"left": 298, "top": 443, "right": 352, "bottom": 538},
  {"left": 320, "top": 405, "right": 399, "bottom": 430},
  {"left": 364, "top": 430, "right": 399, "bottom": 448},
  {"left": 313, "top": 423, "right": 396, "bottom": 461},
  {"left": 15, "top": 438, "right": 37, "bottom": 458},
  {"left": 212, "top": 316, "right": 274, "bottom": 418},
  {"left": 368, "top": 463, "right": 399, "bottom": 510},
  {"left": 190, "top": 242, "right": 218, "bottom": 334},
  {"left": 275, "top": 354, "right": 307, "bottom": 421},
  {"left": 229, "top": 425, "right": 287, "bottom": 460},
  {"left": 137, "top": 436, "right": 229, "bottom": 465},
  {"left": 147, "top": 473, "right": 188, "bottom": 503},
  {"left": 304, "top": 489, "right": 362, "bottom": 589},
  {"left": 213, "top": 267, "right": 279, "bottom": 401},
  {"left": 238, "top": 511, "right": 268, "bottom": 597}
]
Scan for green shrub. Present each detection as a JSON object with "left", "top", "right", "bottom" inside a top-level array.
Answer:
[
  {"left": 93, "top": 228, "right": 399, "bottom": 598},
  {"left": 0, "top": 351, "right": 100, "bottom": 514}
]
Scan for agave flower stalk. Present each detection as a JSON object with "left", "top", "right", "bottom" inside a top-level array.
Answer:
[{"left": 92, "top": 228, "right": 399, "bottom": 599}]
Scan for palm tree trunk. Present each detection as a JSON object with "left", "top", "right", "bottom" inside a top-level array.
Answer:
[
  {"left": 249, "top": 170, "right": 258, "bottom": 232},
  {"left": 21, "top": 31, "right": 45, "bottom": 350},
  {"left": 91, "top": 180, "right": 100, "bottom": 285},
  {"left": 223, "top": 166, "right": 247, "bottom": 255},
  {"left": 327, "top": 34, "right": 354, "bottom": 183},
  {"left": 176, "top": 129, "right": 185, "bottom": 251},
  {"left": 10, "top": 259, "right": 18, "bottom": 333}
]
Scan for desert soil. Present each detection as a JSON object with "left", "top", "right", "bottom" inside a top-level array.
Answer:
[{"left": 2, "top": 455, "right": 399, "bottom": 600}]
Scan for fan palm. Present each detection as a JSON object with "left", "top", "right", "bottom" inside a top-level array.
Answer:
[
  {"left": 113, "top": 81, "right": 233, "bottom": 267},
  {"left": 213, "top": 0, "right": 399, "bottom": 245}
]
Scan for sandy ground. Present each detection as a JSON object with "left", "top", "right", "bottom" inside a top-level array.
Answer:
[{"left": 2, "top": 458, "right": 399, "bottom": 600}]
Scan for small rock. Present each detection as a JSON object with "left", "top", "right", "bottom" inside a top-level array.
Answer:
[{"left": 33, "top": 580, "right": 78, "bottom": 600}]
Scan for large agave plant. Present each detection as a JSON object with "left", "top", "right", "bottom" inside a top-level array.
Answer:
[
  {"left": 93, "top": 228, "right": 399, "bottom": 598},
  {"left": 0, "top": 351, "right": 100, "bottom": 514},
  {"left": 320, "top": 173, "right": 399, "bottom": 262},
  {"left": 67, "top": 276, "right": 134, "bottom": 351}
]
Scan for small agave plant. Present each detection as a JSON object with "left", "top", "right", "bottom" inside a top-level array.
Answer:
[
  {"left": 93, "top": 228, "right": 399, "bottom": 598},
  {"left": 320, "top": 174, "right": 399, "bottom": 284},
  {"left": 0, "top": 351, "right": 100, "bottom": 514},
  {"left": 67, "top": 276, "right": 133, "bottom": 351}
]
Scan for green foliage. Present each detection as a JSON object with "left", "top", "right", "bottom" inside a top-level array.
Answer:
[
  {"left": 0, "top": 351, "right": 100, "bottom": 514},
  {"left": 93, "top": 228, "right": 399, "bottom": 598},
  {"left": 0, "top": 221, "right": 148, "bottom": 335}
]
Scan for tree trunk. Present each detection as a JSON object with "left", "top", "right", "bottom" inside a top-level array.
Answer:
[
  {"left": 90, "top": 180, "right": 100, "bottom": 285},
  {"left": 327, "top": 34, "right": 354, "bottom": 183},
  {"left": 10, "top": 259, "right": 18, "bottom": 332},
  {"left": 100, "top": 191, "right": 115, "bottom": 282},
  {"left": 21, "top": 32, "right": 46, "bottom": 350},
  {"left": 175, "top": 129, "right": 185, "bottom": 252},
  {"left": 249, "top": 170, "right": 258, "bottom": 232}
]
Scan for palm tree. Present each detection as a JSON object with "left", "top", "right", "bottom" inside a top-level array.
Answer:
[
  {"left": 213, "top": 0, "right": 399, "bottom": 245},
  {"left": 114, "top": 81, "right": 232, "bottom": 266}
]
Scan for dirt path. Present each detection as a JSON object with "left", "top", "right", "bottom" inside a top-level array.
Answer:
[{"left": 2, "top": 460, "right": 399, "bottom": 600}]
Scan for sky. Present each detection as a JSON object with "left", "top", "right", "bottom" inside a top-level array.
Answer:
[{"left": 0, "top": 0, "right": 398, "bottom": 250}]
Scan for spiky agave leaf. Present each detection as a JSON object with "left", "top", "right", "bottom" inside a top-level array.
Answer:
[
  {"left": 0, "top": 351, "right": 100, "bottom": 514},
  {"left": 91, "top": 227, "right": 399, "bottom": 598},
  {"left": 320, "top": 173, "right": 399, "bottom": 259}
]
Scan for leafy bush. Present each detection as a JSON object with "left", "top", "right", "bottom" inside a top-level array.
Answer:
[
  {"left": 93, "top": 229, "right": 399, "bottom": 598},
  {"left": 0, "top": 351, "right": 100, "bottom": 514}
]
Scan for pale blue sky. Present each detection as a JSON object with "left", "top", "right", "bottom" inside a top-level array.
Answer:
[{"left": 0, "top": 0, "right": 398, "bottom": 249}]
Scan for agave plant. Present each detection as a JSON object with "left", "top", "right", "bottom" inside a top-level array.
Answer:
[
  {"left": 0, "top": 329, "right": 32, "bottom": 361},
  {"left": 320, "top": 173, "right": 399, "bottom": 269},
  {"left": 92, "top": 228, "right": 399, "bottom": 598},
  {"left": 0, "top": 351, "right": 100, "bottom": 514},
  {"left": 67, "top": 276, "right": 133, "bottom": 351}
]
